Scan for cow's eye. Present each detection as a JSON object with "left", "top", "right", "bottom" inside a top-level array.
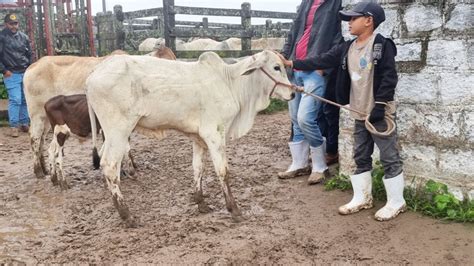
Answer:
[{"left": 274, "top": 65, "right": 281, "bottom": 72}]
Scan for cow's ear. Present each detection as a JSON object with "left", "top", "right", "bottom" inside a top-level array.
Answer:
[
  {"left": 241, "top": 67, "right": 258, "bottom": 76},
  {"left": 241, "top": 58, "right": 262, "bottom": 75}
]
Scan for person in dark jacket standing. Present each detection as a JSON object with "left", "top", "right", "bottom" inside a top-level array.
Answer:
[
  {"left": 0, "top": 13, "right": 32, "bottom": 137},
  {"left": 278, "top": 1, "right": 406, "bottom": 221},
  {"left": 278, "top": 0, "right": 343, "bottom": 185}
]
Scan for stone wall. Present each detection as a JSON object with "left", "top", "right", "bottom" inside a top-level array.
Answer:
[{"left": 338, "top": 0, "right": 473, "bottom": 200}]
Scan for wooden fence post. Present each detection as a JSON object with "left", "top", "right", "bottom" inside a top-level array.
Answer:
[
  {"left": 202, "top": 17, "right": 208, "bottom": 29},
  {"left": 163, "top": 0, "right": 176, "bottom": 51},
  {"left": 240, "top": 2, "right": 251, "bottom": 51},
  {"left": 42, "top": 0, "right": 54, "bottom": 55},
  {"left": 79, "top": 0, "right": 86, "bottom": 55},
  {"left": 36, "top": 0, "right": 45, "bottom": 56},
  {"left": 95, "top": 11, "right": 114, "bottom": 55},
  {"left": 86, "top": 0, "right": 96, "bottom": 56},
  {"left": 114, "top": 5, "right": 125, "bottom": 50},
  {"left": 276, "top": 22, "right": 282, "bottom": 37},
  {"left": 95, "top": 13, "right": 104, "bottom": 55},
  {"left": 265, "top": 19, "right": 272, "bottom": 38},
  {"left": 56, "top": 0, "right": 66, "bottom": 33}
]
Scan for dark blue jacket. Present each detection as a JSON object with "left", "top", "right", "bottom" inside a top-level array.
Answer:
[
  {"left": 0, "top": 28, "right": 32, "bottom": 73},
  {"left": 293, "top": 34, "right": 398, "bottom": 105},
  {"left": 282, "top": 0, "right": 343, "bottom": 77}
]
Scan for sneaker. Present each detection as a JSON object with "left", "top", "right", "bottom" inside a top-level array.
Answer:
[
  {"left": 19, "top": 125, "right": 29, "bottom": 133},
  {"left": 10, "top": 127, "right": 19, "bottom": 138}
]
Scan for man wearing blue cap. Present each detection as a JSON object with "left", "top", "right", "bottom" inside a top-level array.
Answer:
[
  {"left": 278, "top": 1, "right": 406, "bottom": 221},
  {"left": 0, "top": 13, "right": 32, "bottom": 137}
]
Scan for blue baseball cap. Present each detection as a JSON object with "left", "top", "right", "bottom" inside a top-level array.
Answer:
[{"left": 339, "top": 1, "right": 386, "bottom": 28}]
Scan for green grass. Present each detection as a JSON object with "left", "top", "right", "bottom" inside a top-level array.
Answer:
[
  {"left": 324, "top": 161, "right": 474, "bottom": 223},
  {"left": 0, "top": 118, "right": 8, "bottom": 127},
  {"left": 260, "top": 99, "right": 288, "bottom": 114},
  {"left": 0, "top": 75, "right": 6, "bottom": 99}
]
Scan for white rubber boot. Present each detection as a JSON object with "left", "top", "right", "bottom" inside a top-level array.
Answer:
[
  {"left": 277, "top": 141, "right": 311, "bottom": 179},
  {"left": 307, "top": 144, "right": 329, "bottom": 185},
  {"left": 338, "top": 171, "right": 373, "bottom": 214},
  {"left": 375, "top": 173, "right": 407, "bottom": 221}
]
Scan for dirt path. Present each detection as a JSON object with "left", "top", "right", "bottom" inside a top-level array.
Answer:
[{"left": 0, "top": 112, "right": 472, "bottom": 264}]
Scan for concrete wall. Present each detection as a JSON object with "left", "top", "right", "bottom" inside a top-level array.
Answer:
[{"left": 338, "top": 0, "right": 473, "bottom": 200}]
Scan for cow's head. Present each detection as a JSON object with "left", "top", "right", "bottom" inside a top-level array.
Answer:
[{"left": 241, "top": 50, "right": 295, "bottom": 101}]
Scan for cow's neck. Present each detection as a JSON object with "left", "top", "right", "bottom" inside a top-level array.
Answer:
[{"left": 223, "top": 58, "right": 271, "bottom": 140}]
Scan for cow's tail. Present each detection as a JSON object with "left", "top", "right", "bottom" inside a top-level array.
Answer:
[{"left": 88, "top": 101, "right": 101, "bottom": 169}]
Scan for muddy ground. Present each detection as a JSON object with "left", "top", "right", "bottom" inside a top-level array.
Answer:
[{"left": 0, "top": 112, "right": 472, "bottom": 264}]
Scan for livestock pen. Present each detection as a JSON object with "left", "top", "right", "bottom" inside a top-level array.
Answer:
[
  {"left": 95, "top": 0, "right": 296, "bottom": 58},
  {"left": 0, "top": 0, "right": 95, "bottom": 57}
]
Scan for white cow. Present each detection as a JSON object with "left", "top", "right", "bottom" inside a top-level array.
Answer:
[
  {"left": 251, "top": 37, "right": 286, "bottom": 50},
  {"left": 178, "top": 38, "right": 231, "bottom": 51},
  {"left": 86, "top": 50, "right": 294, "bottom": 225},
  {"left": 138, "top": 37, "right": 165, "bottom": 52}
]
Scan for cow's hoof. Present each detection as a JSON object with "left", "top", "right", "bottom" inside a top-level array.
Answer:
[
  {"left": 34, "top": 165, "right": 46, "bottom": 179},
  {"left": 231, "top": 214, "right": 245, "bottom": 223},
  {"left": 124, "top": 216, "right": 139, "bottom": 228},
  {"left": 50, "top": 174, "right": 59, "bottom": 186},
  {"left": 198, "top": 202, "right": 213, "bottom": 213},
  {"left": 59, "top": 180, "right": 70, "bottom": 190},
  {"left": 113, "top": 196, "right": 131, "bottom": 221},
  {"left": 120, "top": 170, "right": 137, "bottom": 180}
]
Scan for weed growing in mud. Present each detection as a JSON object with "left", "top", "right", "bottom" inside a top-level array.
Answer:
[
  {"left": 324, "top": 173, "right": 352, "bottom": 191},
  {"left": 404, "top": 180, "right": 474, "bottom": 223},
  {"left": 324, "top": 161, "right": 474, "bottom": 223}
]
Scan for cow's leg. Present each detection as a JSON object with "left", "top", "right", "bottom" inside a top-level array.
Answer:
[
  {"left": 101, "top": 130, "right": 136, "bottom": 227},
  {"left": 127, "top": 136, "right": 138, "bottom": 175},
  {"left": 54, "top": 124, "right": 70, "bottom": 190},
  {"left": 204, "top": 134, "right": 243, "bottom": 222},
  {"left": 192, "top": 140, "right": 211, "bottom": 213},
  {"left": 47, "top": 137, "right": 59, "bottom": 186},
  {"left": 30, "top": 114, "right": 49, "bottom": 178},
  {"left": 121, "top": 147, "right": 137, "bottom": 179}
]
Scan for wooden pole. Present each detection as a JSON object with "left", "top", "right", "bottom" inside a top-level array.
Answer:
[
  {"left": 56, "top": 0, "right": 66, "bottom": 33},
  {"left": 163, "top": 0, "right": 176, "bottom": 51},
  {"left": 113, "top": 5, "right": 125, "bottom": 50},
  {"left": 42, "top": 0, "right": 54, "bottom": 55},
  {"left": 36, "top": 0, "right": 45, "bottom": 56},
  {"left": 66, "top": 0, "right": 74, "bottom": 32},
  {"left": 25, "top": 0, "right": 37, "bottom": 60},
  {"left": 241, "top": 2, "right": 251, "bottom": 51},
  {"left": 86, "top": 0, "right": 96, "bottom": 56}
]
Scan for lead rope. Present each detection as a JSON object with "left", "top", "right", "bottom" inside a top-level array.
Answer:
[
  {"left": 292, "top": 86, "right": 396, "bottom": 137},
  {"left": 258, "top": 67, "right": 396, "bottom": 137}
]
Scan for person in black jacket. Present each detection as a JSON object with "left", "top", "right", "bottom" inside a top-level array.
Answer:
[
  {"left": 279, "top": 1, "right": 406, "bottom": 221},
  {"left": 0, "top": 13, "right": 32, "bottom": 137},
  {"left": 277, "top": 0, "right": 343, "bottom": 185}
]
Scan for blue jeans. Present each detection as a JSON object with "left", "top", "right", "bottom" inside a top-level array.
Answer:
[
  {"left": 4, "top": 72, "right": 30, "bottom": 127},
  {"left": 289, "top": 71, "right": 327, "bottom": 148}
]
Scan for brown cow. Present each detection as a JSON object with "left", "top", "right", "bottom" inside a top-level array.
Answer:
[
  {"left": 44, "top": 94, "right": 136, "bottom": 189},
  {"left": 150, "top": 43, "right": 176, "bottom": 60}
]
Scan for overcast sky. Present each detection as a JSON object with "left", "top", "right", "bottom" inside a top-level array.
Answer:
[{"left": 91, "top": 0, "right": 301, "bottom": 24}]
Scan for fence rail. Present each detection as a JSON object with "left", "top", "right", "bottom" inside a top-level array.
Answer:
[{"left": 95, "top": 0, "right": 296, "bottom": 58}]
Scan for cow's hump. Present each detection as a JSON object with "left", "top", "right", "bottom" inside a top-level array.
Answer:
[{"left": 198, "top": 52, "right": 224, "bottom": 66}]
